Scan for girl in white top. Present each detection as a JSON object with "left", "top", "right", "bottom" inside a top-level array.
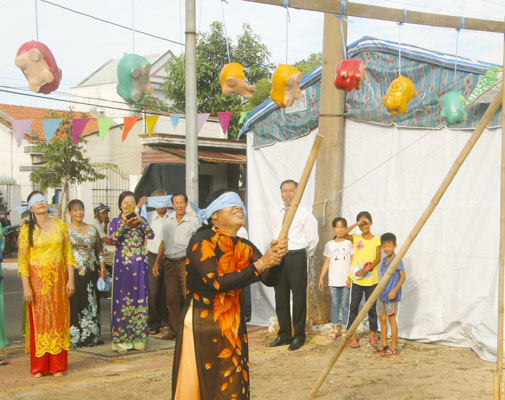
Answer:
[{"left": 318, "top": 217, "right": 354, "bottom": 339}]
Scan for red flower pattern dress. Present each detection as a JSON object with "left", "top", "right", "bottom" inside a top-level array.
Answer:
[{"left": 172, "top": 226, "right": 280, "bottom": 400}]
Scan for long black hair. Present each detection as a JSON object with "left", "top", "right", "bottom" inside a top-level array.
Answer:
[
  {"left": 25, "top": 190, "right": 43, "bottom": 247},
  {"left": 197, "top": 189, "right": 230, "bottom": 232}
]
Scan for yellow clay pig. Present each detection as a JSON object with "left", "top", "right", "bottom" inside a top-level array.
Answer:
[
  {"left": 382, "top": 75, "right": 418, "bottom": 114},
  {"left": 270, "top": 64, "right": 303, "bottom": 108},
  {"left": 220, "top": 62, "right": 256, "bottom": 97}
]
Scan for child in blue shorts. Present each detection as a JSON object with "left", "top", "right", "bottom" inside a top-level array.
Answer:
[{"left": 374, "top": 232, "right": 406, "bottom": 357}]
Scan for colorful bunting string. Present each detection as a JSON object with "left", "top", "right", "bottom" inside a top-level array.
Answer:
[
  {"left": 12, "top": 120, "right": 33, "bottom": 147},
  {"left": 43, "top": 119, "right": 62, "bottom": 143},
  {"left": 122, "top": 116, "right": 139, "bottom": 142},
  {"left": 217, "top": 112, "right": 233, "bottom": 138},
  {"left": 9, "top": 110, "right": 248, "bottom": 146},
  {"left": 146, "top": 115, "right": 159, "bottom": 137},
  {"left": 71, "top": 118, "right": 90, "bottom": 144},
  {"left": 98, "top": 117, "right": 113, "bottom": 142},
  {"left": 197, "top": 113, "right": 211, "bottom": 134},
  {"left": 170, "top": 114, "right": 183, "bottom": 130}
]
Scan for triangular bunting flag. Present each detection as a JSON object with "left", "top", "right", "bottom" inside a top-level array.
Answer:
[
  {"left": 98, "top": 118, "right": 113, "bottom": 142},
  {"left": 11, "top": 120, "right": 33, "bottom": 147},
  {"left": 217, "top": 112, "right": 233, "bottom": 138},
  {"left": 197, "top": 113, "right": 210, "bottom": 134},
  {"left": 43, "top": 119, "right": 62, "bottom": 143},
  {"left": 146, "top": 115, "right": 159, "bottom": 137},
  {"left": 72, "top": 118, "right": 90, "bottom": 144},
  {"left": 122, "top": 116, "right": 139, "bottom": 142},
  {"left": 239, "top": 111, "right": 248, "bottom": 124},
  {"left": 170, "top": 114, "right": 183, "bottom": 130}
]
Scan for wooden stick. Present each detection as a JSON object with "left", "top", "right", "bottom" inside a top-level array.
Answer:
[
  {"left": 309, "top": 88, "right": 503, "bottom": 399},
  {"left": 243, "top": 0, "right": 505, "bottom": 34},
  {"left": 277, "top": 133, "right": 324, "bottom": 242},
  {"left": 494, "top": 22, "right": 505, "bottom": 400}
]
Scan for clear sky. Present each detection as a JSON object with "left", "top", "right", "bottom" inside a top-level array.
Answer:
[{"left": 0, "top": 0, "right": 504, "bottom": 110}]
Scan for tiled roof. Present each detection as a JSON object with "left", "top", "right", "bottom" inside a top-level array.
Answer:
[{"left": 0, "top": 103, "right": 99, "bottom": 143}]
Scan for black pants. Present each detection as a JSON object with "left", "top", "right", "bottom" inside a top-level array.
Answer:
[
  {"left": 274, "top": 250, "right": 307, "bottom": 340},
  {"left": 346, "top": 282, "right": 378, "bottom": 332},
  {"left": 147, "top": 252, "right": 165, "bottom": 331}
]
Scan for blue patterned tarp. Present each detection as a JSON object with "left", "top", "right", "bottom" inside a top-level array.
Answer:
[{"left": 238, "top": 36, "right": 501, "bottom": 148}]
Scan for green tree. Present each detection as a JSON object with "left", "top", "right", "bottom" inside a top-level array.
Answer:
[
  {"left": 162, "top": 21, "right": 273, "bottom": 138},
  {"left": 245, "top": 78, "right": 272, "bottom": 111},
  {"left": 294, "top": 52, "right": 322, "bottom": 74},
  {"left": 30, "top": 111, "right": 108, "bottom": 218}
]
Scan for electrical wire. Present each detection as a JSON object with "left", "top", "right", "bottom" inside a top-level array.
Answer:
[{"left": 39, "top": 0, "right": 185, "bottom": 46}]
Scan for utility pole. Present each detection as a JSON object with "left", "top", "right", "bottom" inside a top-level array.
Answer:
[
  {"left": 309, "top": 14, "right": 346, "bottom": 324},
  {"left": 185, "top": 0, "right": 199, "bottom": 204}
]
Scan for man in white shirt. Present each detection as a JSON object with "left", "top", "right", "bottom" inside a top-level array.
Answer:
[
  {"left": 269, "top": 179, "right": 319, "bottom": 351},
  {"left": 137, "top": 190, "right": 170, "bottom": 335},
  {"left": 153, "top": 193, "right": 200, "bottom": 340}
]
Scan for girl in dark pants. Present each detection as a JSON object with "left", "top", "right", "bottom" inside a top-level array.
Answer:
[{"left": 340, "top": 211, "right": 381, "bottom": 348}]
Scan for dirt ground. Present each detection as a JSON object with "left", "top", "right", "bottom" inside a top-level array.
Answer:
[{"left": 0, "top": 325, "right": 495, "bottom": 399}]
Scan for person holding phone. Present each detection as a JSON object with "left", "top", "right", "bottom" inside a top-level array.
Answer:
[{"left": 108, "top": 191, "right": 154, "bottom": 354}]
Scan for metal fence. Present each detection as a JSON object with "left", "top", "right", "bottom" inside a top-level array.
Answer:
[{"left": 92, "top": 166, "right": 130, "bottom": 219}]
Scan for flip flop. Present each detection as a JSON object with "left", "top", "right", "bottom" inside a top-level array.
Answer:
[
  {"left": 368, "top": 337, "right": 377, "bottom": 345},
  {"left": 0, "top": 360, "right": 7, "bottom": 366},
  {"left": 348, "top": 337, "right": 359, "bottom": 348},
  {"left": 381, "top": 347, "right": 399, "bottom": 357},
  {"left": 328, "top": 330, "right": 339, "bottom": 340}
]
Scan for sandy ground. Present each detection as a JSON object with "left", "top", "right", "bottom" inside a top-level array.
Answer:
[{"left": 0, "top": 325, "right": 495, "bottom": 399}]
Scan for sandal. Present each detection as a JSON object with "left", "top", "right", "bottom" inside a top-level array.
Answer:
[
  {"left": 368, "top": 337, "right": 377, "bottom": 345},
  {"left": 381, "top": 347, "right": 399, "bottom": 357},
  {"left": 348, "top": 337, "right": 359, "bottom": 348},
  {"left": 0, "top": 360, "right": 8, "bottom": 366},
  {"left": 341, "top": 329, "right": 348, "bottom": 338},
  {"left": 328, "top": 330, "right": 339, "bottom": 340},
  {"left": 372, "top": 345, "right": 386, "bottom": 354}
]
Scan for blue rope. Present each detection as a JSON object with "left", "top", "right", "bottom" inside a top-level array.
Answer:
[
  {"left": 221, "top": 0, "right": 231, "bottom": 63},
  {"left": 397, "top": 10, "right": 407, "bottom": 76},
  {"left": 453, "top": 17, "right": 464, "bottom": 88},
  {"left": 283, "top": 0, "right": 290, "bottom": 63},
  {"left": 34, "top": 0, "right": 39, "bottom": 41},
  {"left": 340, "top": 0, "right": 347, "bottom": 59}
]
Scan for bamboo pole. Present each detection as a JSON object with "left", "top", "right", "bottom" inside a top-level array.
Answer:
[
  {"left": 309, "top": 89, "right": 503, "bottom": 399},
  {"left": 494, "top": 23, "right": 505, "bottom": 400},
  {"left": 277, "top": 133, "right": 324, "bottom": 242},
  {"left": 243, "top": 0, "right": 505, "bottom": 34}
]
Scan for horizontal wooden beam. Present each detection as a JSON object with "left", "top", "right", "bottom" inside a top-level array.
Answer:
[{"left": 243, "top": 0, "right": 505, "bottom": 34}]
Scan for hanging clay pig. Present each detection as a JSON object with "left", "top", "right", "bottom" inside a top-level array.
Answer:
[
  {"left": 220, "top": 62, "right": 256, "bottom": 97},
  {"left": 382, "top": 75, "right": 418, "bottom": 114},
  {"left": 14, "top": 41, "right": 62, "bottom": 94},
  {"left": 270, "top": 64, "right": 303, "bottom": 108},
  {"left": 117, "top": 54, "right": 153, "bottom": 103},
  {"left": 439, "top": 91, "right": 467, "bottom": 125},
  {"left": 334, "top": 59, "right": 365, "bottom": 92}
]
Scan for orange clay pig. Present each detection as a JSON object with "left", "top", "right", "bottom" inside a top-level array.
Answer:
[
  {"left": 220, "top": 62, "right": 256, "bottom": 98},
  {"left": 270, "top": 64, "right": 303, "bottom": 108},
  {"left": 382, "top": 75, "right": 418, "bottom": 114}
]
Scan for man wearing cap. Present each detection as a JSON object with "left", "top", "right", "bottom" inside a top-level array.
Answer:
[
  {"left": 153, "top": 192, "right": 200, "bottom": 340},
  {"left": 91, "top": 203, "right": 115, "bottom": 274},
  {"left": 136, "top": 190, "right": 170, "bottom": 335}
]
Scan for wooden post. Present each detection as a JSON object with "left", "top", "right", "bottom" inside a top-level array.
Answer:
[
  {"left": 309, "top": 13, "right": 346, "bottom": 324},
  {"left": 309, "top": 89, "right": 503, "bottom": 399},
  {"left": 243, "top": 0, "right": 505, "bottom": 34},
  {"left": 494, "top": 24, "right": 505, "bottom": 400}
]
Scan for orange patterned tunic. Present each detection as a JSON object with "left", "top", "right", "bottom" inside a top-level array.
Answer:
[
  {"left": 18, "top": 219, "right": 76, "bottom": 357},
  {"left": 172, "top": 226, "right": 280, "bottom": 400}
]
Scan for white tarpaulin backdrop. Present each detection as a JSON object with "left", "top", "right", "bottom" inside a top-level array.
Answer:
[{"left": 246, "top": 119, "right": 502, "bottom": 361}]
